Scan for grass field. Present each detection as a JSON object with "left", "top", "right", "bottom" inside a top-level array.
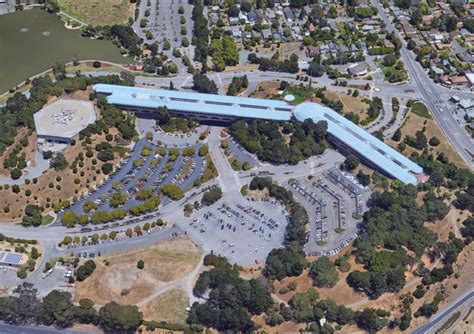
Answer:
[
  {"left": 324, "top": 91, "right": 370, "bottom": 122},
  {"left": 58, "top": 0, "right": 134, "bottom": 26},
  {"left": 386, "top": 112, "right": 467, "bottom": 169},
  {"left": 142, "top": 289, "right": 189, "bottom": 323},
  {"left": 74, "top": 237, "right": 202, "bottom": 306},
  {"left": 410, "top": 101, "right": 432, "bottom": 119},
  {"left": 0, "top": 9, "right": 130, "bottom": 94}
]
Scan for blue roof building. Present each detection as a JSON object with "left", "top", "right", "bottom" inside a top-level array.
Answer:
[{"left": 94, "top": 84, "right": 424, "bottom": 185}]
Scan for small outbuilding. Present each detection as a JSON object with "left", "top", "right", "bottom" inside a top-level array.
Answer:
[{"left": 348, "top": 62, "right": 368, "bottom": 77}]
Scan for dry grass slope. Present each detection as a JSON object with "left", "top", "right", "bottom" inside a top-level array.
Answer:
[
  {"left": 74, "top": 237, "right": 202, "bottom": 306},
  {"left": 58, "top": 0, "right": 134, "bottom": 26}
]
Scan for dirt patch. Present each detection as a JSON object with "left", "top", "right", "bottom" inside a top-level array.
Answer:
[
  {"left": 245, "top": 188, "right": 269, "bottom": 199},
  {"left": 251, "top": 81, "right": 281, "bottom": 99},
  {"left": 142, "top": 289, "right": 189, "bottom": 323},
  {"left": 74, "top": 237, "right": 202, "bottom": 306}
]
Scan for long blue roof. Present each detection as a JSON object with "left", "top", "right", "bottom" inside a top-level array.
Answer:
[
  {"left": 94, "top": 84, "right": 292, "bottom": 121},
  {"left": 94, "top": 84, "right": 423, "bottom": 185},
  {"left": 293, "top": 102, "right": 421, "bottom": 185}
]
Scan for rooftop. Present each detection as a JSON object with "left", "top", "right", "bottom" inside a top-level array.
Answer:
[
  {"left": 94, "top": 85, "right": 423, "bottom": 185},
  {"left": 293, "top": 102, "right": 421, "bottom": 185},
  {"left": 34, "top": 99, "right": 97, "bottom": 139},
  {"left": 93, "top": 84, "right": 293, "bottom": 121}
]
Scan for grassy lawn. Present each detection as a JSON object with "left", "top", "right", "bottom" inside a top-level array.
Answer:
[
  {"left": 41, "top": 215, "right": 54, "bottom": 226},
  {"left": 58, "top": 0, "right": 134, "bottom": 26},
  {"left": 0, "top": 9, "right": 131, "bottom": 94},
  {"left": 378, "top": 60, "right": 408, "bottom": 83},
  {"left": 410, "top": 101, "right": 432, "bottom": 119}
]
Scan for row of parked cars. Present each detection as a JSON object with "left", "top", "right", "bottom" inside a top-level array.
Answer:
[
  {"left": 308, "top": 233, "right": 359, "bottom": 257},
  {"left": 290, "top": 181, "right": 329, "bottom": 242}
]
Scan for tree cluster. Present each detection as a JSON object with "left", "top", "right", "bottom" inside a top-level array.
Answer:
[
  {"left": 188, "top": 259, "right": 272, "bottom": 332},
  {"left": 229, "top": 119, "right": 328, "bottom": 164},
  {"left": 227, "top": 75, "right": 249, "bottom": 96},
  {"left": 0, "top": 283, "right": 142, "bottom": 333},
  {"left": 192, "top": 74, "right": 218, "bottom": 94},
  {"left": 201, "top": 186, "right": 222, "bottom": 206}
]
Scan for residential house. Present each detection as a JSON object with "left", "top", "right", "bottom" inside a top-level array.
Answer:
[
  {"left": 247, "top": 11, "right": 257, "bottom": 23},
  {"left": 305, "top": 45, "right": 320, "bottom": 57},
  {"left": 284, "top": 7, "right": 294, "bottom": 21},
  {"left": 261, "top": 28, "right": 272, "bottom": 40}
]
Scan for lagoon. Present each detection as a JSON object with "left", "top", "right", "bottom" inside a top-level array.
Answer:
[{"left": 0, "top": 8, "right": 131, "bottom": 93}]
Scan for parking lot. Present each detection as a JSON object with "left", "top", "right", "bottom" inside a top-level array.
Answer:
[
  {"left": 228, "top": 136, "right": 259, "bottom": 166},
  {"left": 177, "top": 194, "right": 290, "bottom": 265},
  {"left": 60, "top": 140, "right": 206, "bottom": 224},
  {"left": 287, "top": 171, "right": 368, "bottom": 256}
]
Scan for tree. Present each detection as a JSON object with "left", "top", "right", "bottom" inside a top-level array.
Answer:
[
  {"left": 76, "top": 299, "right": 98, "bottom": 325},
  {"left": 101, "top": 163, "right": 113, "bottom": 175},
  {"left": 99, "top": 302, "right": 143, "bottom": 333},
  {"left": 228, "top": 4, "right": 239, "bottom": 17},
  {"left": 310, "top": 256, "right": 339, "bottom": 288},
  {"left": 62, "top": 211, "right": 78, "bottom": 228},
  {"left": 22, "top": 204, "right": 42, "bottom": 227},
  {"left": 40, "top": 290, "right": 76, "bottom": 328},
  {"left": 52, "top": 62, "right": 66, "bottom": 80},
  {"left": 201, "top": 186, "right": 222, "bottom": 206},
  {"left": 392, "top": 128, "right": 402, "bottom": 142},
  {"left": 289, "top": 289, "right": 320, "bottom": 323},
  {"left": 354, "top": 309, "right": 389, "bottom": 332},
  {"left": 383, "top": 53, "right": 397, "bottom": 67},
  {"left": 307, "top": 62, "right": 324, "bottom": 77},
  {"left": 160, "top": 183, "right": 184, "bottom": 200},
  {"left": 265, "top": 243, "right": 307, "bottom": 280},
  {"left": 335, "top": 256, "right": 351, "bottom": 273},
  {"left": 137, "top": 260, "right": 144, "bottom": 270},
  {"left": 50, "top": 153, "right": 68, "bottom": 171},
  {"left": 11, "top": 168, "right": 22, "bottom": 180},
  {"left": 429, "top": 136, "right": 440, "bottom": 147},
  {"left": 344, "top": 154, "right": 359, "bottom": 171},
  {"left": 347, "top": 270, "right": 371, "bottom": 291},
  {"left": 76, "top": 260, "right": 96, "bottom": 281},
  {"left": 192, "top": 74, "right": 218, "bottom": 94}
]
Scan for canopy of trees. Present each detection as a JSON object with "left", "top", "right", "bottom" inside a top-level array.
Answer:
[
  {"left": 0, "top": 282, "right": 140, "bottom": 333},
  {"left": 188, "top": 259, "right": 272, "bottom": 332},
  {"left": 192, "top": 74, "right": 218, "bottom": 94},
  {"left": 229, "top": 119, "right": 328, "bottom": 164}
]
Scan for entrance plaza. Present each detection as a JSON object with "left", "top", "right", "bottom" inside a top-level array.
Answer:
[{"left": 94, "top": 84, "right": 424, "bottom": 185}]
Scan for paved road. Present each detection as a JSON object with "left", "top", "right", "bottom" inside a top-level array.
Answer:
[
  {"left": 208, "top": 127, "right": 242, "bottom": 193},
  {"left": 413, "top": 288, "right": 474, "bottom": 334},
  {"left": 373, "top": 0, "right": 473, "bottom": 168},
  {"left": 0, "top": 323, "right": 95, "bottom": 334}
]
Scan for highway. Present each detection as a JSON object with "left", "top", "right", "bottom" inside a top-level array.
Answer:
[
  {"left": 413, "top": 288, "right": 474, "bottom": 334},
  {"left": 372, "top": 0, "right": 474, "bottom": 168}
]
